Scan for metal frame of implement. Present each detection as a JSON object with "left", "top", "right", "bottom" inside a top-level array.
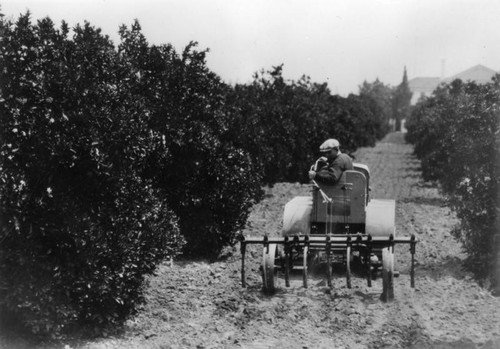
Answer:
[{"left": 239, "top": 233, "right": 417, "bottom": 290}]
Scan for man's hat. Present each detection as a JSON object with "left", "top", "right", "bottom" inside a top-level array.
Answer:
[{"left": 319, "top": 138, "right": 340, "bottom": 152}]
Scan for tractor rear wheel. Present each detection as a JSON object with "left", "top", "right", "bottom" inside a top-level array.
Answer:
[
  {"left": 262, "top": 244, "right": 278, "bottom": 294},
  {"left": 381, "top": 247, "right": 394, "bottom": 302}
]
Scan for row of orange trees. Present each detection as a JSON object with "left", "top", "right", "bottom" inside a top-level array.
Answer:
[
  {"left": 405, "top": 78, "right": 500, "bottom": 291},
  {"left": 0, "top": 14, "right": 390, "bottom": 335}
]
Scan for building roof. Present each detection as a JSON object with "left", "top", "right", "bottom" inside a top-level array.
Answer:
[
  {"left": 442, "top": 64, "right": 498, "bottom": 84},
  {"left": 408, "top": 77, "right": 441, "bottom": 93},
  {"left": 408, "top": 65, "right": 498, "bottom": 104}
]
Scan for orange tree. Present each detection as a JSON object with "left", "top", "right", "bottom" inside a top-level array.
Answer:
[
  {"left": 406, "top": 78, "right": 500, "bottom": 291},
  {"left": 116, "top": 22, "right": 263, "bottom": 257},
  {"left": 0, "top": 14, "right": 184, "bottom": 335},
  {"left": 358, "top": 78, "right": 393, "bottom": 136},
  {"left": 0, "top": 14, "right": 260, "bottom": 336}
]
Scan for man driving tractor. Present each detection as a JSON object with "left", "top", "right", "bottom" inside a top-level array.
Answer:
[{"left": 308, "top": 138, "right": 353, "bottom": 184}]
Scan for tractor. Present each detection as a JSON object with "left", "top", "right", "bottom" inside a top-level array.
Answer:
[{"left": 240, "top": 157, "right": 417, "bottom": 301}]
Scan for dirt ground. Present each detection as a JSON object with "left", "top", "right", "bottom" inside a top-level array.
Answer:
[{"left": 3, "top": 132, "right": 500, "bottom": 349}]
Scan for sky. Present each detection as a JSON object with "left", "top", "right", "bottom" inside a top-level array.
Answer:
[{"left": 2, "top": 0, "right": 500, "bottom": 96}]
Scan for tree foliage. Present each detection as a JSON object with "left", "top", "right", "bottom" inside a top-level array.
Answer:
[
  {"left": 115, "top": 22, "right": 263, "bottom": 257},
  {"left": 227, "top": 66, "right": 391, "bottom": 183},
  {"left": 359, "top": 78, "right": 393, "bottom": 134},
  {"left": 0, "top": 14, "right": 261, "bottom": 335},
  {"left": 0, "top": 14, "right": 185, "bottom": 334},
  {"left": 405, "top": 77, "right": 500, "bottom": 290}
]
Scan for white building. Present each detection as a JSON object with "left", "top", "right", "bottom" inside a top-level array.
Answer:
[{"left": 408, "top": 64, "right": 498, "bottom": 105}]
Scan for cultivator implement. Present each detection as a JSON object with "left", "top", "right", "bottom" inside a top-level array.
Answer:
[
  {"left": 240, "top": 233, "right": 417, "bottom": 301},
  {"left": 239, "top": 160, "right": 418, "bottom": 301}
]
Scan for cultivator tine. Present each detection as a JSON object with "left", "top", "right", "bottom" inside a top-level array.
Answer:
[
  {"left": 410, "top": 234, "right": 416, "bottom": 288},
  {"left": 384, "top": 234, "right": 396, "bottom": 302},
  {"left": 346, "top": 235, "right": 352, "bottom": 289},
  {"left": 303, "top": 235, "right": 309, "bottom": 288},
  {"left": 240, "top": 236, "right": 246, "bottom": 288},
  {"left": 366, "top": 234, "right": 372, "bottom": 288},
  {"left": 284, "top": 236, "right": 290, "bottom": 287},
  {"left": 326, "top": 234, "right": 332, "bottom": 288}
]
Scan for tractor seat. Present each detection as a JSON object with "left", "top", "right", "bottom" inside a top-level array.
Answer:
[{"left": 311, "top": 169, "right": 368, "bottom": 225}]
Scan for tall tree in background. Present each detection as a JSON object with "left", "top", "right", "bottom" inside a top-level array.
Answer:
[
  {"left": 358, "top": 78, "right": 393, "bottom": 134},
  {"left": 392, "top": 67, "right": 413, "bottom": 131}
]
